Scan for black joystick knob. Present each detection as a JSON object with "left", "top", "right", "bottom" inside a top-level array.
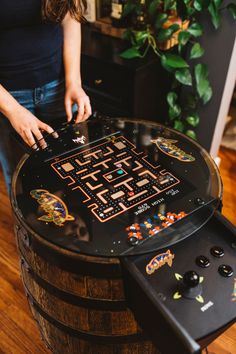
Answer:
[
  {"left": 179, "top": 271, "right": 202, "bottom": 300},
  {"left": 183, "top": 271, "right": 200, "bottom": 288}
]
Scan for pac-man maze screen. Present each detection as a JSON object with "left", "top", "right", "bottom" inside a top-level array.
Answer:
[{"left": 51, "top": 135, "right": 180, "bottom": 222}]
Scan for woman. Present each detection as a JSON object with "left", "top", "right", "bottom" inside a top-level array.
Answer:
[{"left": 0, "top": 0, "right": 92, "bottom": 193}]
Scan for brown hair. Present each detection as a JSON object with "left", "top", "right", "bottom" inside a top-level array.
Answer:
[{"left": 42, "top": 0, "right": 87, "bottom": 23}]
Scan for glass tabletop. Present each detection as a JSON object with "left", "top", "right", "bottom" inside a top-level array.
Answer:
[{"left": 12, "top": 117, "right": 222, "bottom": 257}]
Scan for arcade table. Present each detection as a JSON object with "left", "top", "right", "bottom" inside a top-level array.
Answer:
[{"left": 11, "top": 116, "right": 236, "bottom": 354}]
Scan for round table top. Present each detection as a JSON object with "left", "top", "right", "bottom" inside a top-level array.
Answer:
[{"left": 12, "top": 117, "right": 222, "bottom": 257}]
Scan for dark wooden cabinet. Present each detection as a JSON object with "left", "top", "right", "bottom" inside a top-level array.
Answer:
[{"left": 81, "top": 25, "right": 171, "bottom": 123}]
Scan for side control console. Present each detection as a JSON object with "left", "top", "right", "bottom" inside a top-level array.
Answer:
[{"left": 121, "top": 212, "right": 236, "bottom": 354}]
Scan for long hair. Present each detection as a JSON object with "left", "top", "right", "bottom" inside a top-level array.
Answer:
[{"left": 42, "top": 0, "right": 87, "bottom": 23}]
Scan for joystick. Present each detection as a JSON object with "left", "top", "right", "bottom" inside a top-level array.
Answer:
[
  {"left": 180, "top": 271, "right": 203, "bottom": 299},
  {"left": 183, "top": 271, "right": 200, "bottom": 288}
]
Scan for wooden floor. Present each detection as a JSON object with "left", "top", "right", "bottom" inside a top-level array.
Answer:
[{"left": 0, "top": 147, "right": 235, "bottom": 354}]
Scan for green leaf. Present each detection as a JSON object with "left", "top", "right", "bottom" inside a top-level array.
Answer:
[
  {"left": 227, "top": 3, "right": 236, "bottom": 20},
  {"left": 164, "top": 0, "right": 174, "bottom": 11},
  {"left": 176, "top": 0, "right": 188, "bottom": 20},
  {"left": 202, "top": 86, "right": 213, "bottom": 104},
  {"left": 169, "top": 23, "right": 180, "bottom": 34},
  {"left": 208, "top": 3, "right": 221, "bottom": 29},
  {"left": 161, "top": 56, "right": 175, "bottom": 72},
  {"left": 187, "top": 5, "right": 196, "bottom": 16},
  {"left": 194, "top": 64, "right": 212, "bottom": 103},
  {"left": 186, "top": 130, "right": 197, "bottom": 140},
  {"left": 174, "top": 120, "right": 184, "bottom": 132},
  {"left": 190, "top": 43, "right": 205, "bottom": 59},
  {"left": 167, "top": 92, "right": 181, "bottom": 120},
  {"left": 161, "top": 54, "right": 189, "bottom": 69},
  {"left": 120, "top": 47, "right": 142, "bottom": 59},
  {"left": 157, "top": 24, "right": 179, "bottom": 42},
  {"left": 169, "top": 105, "right": 182, "bottom": 120},
  {"left": 213, "top": 0, "right": 223, "bottom": 8},
  {"left": 157, "top": 28, "right": 173, "bottom": 42},
  {"left": 178, "top": 31, "right": 191, "bottom": 45},
  {"left": 195, "top": 62, "right": 208, "bottom": 80},
  {"left": 193, "top": 0, "right": 210, "bottom": 11},
  {"left": 167, "top": 92, "right": 178, "bottom": 107},
  {"left": 187, "top": 22, "right": 203, "bottom": 37},
  {"left": 135, "top": 31, "right": 149, "bottom": 45},
  {"left": 149, "top": 0, "right": 161, "bottom": 16},
  {"left": 123, "top": 1, "right": 136, "bottom": 17},
  {"left": 155, "top": 13, "right": 168, "bottom": 29},
  {"left": 194, "top": 0, "right": 203, "bottom": 11},
  {"left": 186, "top": 113, "right": 200, "bottom": 127},
  {"left": 195, "top": 63, "right": 209, "bottom": 98},
  {"left": 175, "top": 68, "right": 192, "bottom": 86}
]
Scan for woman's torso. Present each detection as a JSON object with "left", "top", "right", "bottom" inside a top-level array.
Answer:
[{"left": 0, "top": 0, "right": 63, "bottom": 90}]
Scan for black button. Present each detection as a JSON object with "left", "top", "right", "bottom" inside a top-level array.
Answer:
[
  {"left": 128, "top": 236, "right": 139, "bottom": 246},
  {"left": 218, "top": 265, "right": 233, "bottom": 277},
  {"left": 210, "top": 246, "right": 224, "bottom": 258},
  {"left": 196, "top": 255, "right": 210, "bottom": 268},
  {"left": 194, "top": 197, "right": 205, "bottom": 206}
]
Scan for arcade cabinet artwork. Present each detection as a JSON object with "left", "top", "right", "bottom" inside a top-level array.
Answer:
[{"left": 11, "top": 117, "right": 236, "bottom": 354}]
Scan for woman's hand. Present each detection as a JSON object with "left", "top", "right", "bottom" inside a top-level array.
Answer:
[
  {"left": 8, "top": 105, "right": 55, "bottom": 149},
  {"left": 65, "top": 82, "right": 92, "bottom": 123}
]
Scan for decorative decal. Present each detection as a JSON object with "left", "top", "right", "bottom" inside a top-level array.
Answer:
[
  {"left": 126, "top": 211, "right": 188, "bottom": 241},
  {"left": 173, "top": 291, "right": 182, "bottom": 300},
  {"left": 175, "top": 273, "right": 183, "bottom": 281},
  {"left": 232, "top": 278, "right": 236, "bottom": 302},
  {"left": 30, "top": 189, "right": 75, "bottom": 227},
  {"left": 151, "top": 137, "right": 195, "bottom": 162},
  {"left": 196, "top": 295, "right": 204, "bottom": 304},
  {"left": 146, "top": 250, "right": 175, "bottom": 275},
  {"left": 199, "top": 276, "right": 204, "bottom": 284}
]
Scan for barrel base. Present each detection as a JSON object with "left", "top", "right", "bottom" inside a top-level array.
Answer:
[{"left": 29, "top": 302, "right": 160, "bottom": 354}]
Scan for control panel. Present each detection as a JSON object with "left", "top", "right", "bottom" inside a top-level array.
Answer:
[{"left": 121, "top": 212, "right": 236, "bottom": 354}]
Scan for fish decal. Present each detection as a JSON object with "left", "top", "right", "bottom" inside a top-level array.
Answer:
[
  {"left": 146, "top": 249, "right": 175, "bottom": 275},
  {"left": 151, "top": 137, "right": 195, "bottom": 162},
  {"left": 30, "top": 189, "right": 75, "bottom": 227}
]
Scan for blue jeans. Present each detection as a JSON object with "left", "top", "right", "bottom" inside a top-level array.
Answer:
[{"left": 0, "top": 78, "right": 73, "bottom": 194}]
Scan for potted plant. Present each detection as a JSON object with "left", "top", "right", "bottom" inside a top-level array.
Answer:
[{"left": 120, "top": 0, "right": 236, "bottom": 139}]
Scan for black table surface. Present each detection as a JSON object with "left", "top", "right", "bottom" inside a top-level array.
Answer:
[{"left": 12, "top": 117, "right": 222, "bottom": 257}]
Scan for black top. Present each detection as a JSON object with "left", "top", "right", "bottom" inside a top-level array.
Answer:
[
  {"left": 0, "top": 0, "right": 63, "bottom": 90},
  {"left": 12, "top": 117, "right": 222, "bottom": 257}
]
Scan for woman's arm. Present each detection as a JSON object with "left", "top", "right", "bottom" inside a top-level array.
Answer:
[
  {"left": 62, "top": 13, "right": 92, "bottom": 123},
  {"left": 0, "top": 84, "right": 54, "bottom": 148}
]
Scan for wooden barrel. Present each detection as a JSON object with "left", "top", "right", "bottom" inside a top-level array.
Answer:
[{"left": 14, "top": 220, "right": 158, "bottom": 354}]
